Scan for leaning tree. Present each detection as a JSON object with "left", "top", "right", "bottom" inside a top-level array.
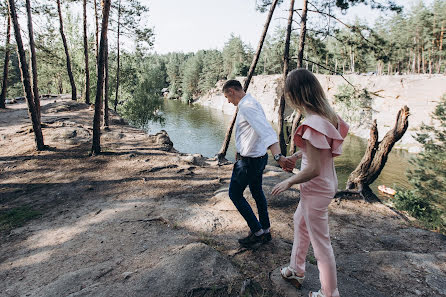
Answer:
[{"left": 216, "top": 0, "right": 281, "bottom": 163}]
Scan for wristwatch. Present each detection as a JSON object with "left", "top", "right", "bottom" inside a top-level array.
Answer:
[{"left": 273, "top": 153, "right": 283, "bottom": 162}]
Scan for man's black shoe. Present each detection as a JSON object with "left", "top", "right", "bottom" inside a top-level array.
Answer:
[
  {"left": 262, "top": 232, "right": 272, "bottom": 243},
  {"left": 238, "top": 232, "right": 264, "bottom": 248}
]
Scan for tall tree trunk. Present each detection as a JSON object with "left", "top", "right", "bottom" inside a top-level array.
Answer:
[
  {"left": 296, "top": 0, "right": 308, "bottom": 68},
  {"left": 103, "top": 36, "right": 109, "bottom": 129},
  {"left": 289, "top": 0, "right": 308, "bottom": 154},
  {"left": 278, "top": 0, "right": 295, "bottom": 156},
  {"left": 91, "top": 0, "right": 111, "bottom": 155},
  {"left": 216, "top": 0, "right": 279, "bottom": 163},
  {"left": 114, "top": 0, "right": 121, "bottom": 112},
  {"left": 83, "top": 0, "right": 90, "bottom": 104},
  {"left": 26, "top": 0, "right": 40, "bottom": 120},
  {"left": 94, "top": 0, "right": 99, "bottom": 63},
  {"left": 343, "top": 106, "right": 410, "bottom": 202},
  {"left": 439, "top": 21, "right": 444, "bottom": 74},
  {"left": 7, "top": 0, "right": 44, "bottom": 150},
  {"left": 0, "top": 14, "right": 11, "bottom": 109},
  {"left": 57, "top": 0, "right": 77, "bottom": 101}
]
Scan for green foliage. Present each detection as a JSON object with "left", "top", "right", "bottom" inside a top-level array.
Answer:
[
  {"left": 255, "top": 0, "right": 284, "bottom": 12},
  {"left": 181, "top": 52, "right": 204, "bottom": 101},
  {"left": 394, "top": 94, "right": 446, "bottom": 233},
  {"left": 119, "top": 55, "right": 166, "bottom": 127},
  {"left": 0, "top": 45, "right": 22, "bottom": 98},
  {"left": 394, "top": 189, "right": 441, "bottom": 228},
  {"left": 222, "top": 35, "right": 252, "bottom": 79},
  {"left": 199, "top": 50, "right": 224, "bottom": 92},
  {"left": 333, "top": 84, "right": 373, "bottom": 126},
  {"left": 166, "top": 52, "right": 188, "bottom": 99}
]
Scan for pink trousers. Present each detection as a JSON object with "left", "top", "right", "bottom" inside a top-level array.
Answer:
[{"left": 289, "top": 195, "right": 340, "bottom": 297}]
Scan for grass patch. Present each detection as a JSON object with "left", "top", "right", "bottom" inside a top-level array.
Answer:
[{"left": 0, "top": 206, "right": 42, "bottom": 232}]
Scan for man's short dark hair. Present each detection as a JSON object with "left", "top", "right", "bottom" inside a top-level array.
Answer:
[{"left": 222, "top": 80, "right": 243, "bottom": 92}]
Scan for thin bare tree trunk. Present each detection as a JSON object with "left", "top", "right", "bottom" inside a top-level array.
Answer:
[
  {"left": 0, "top": 14, "right": 11, "bottom": 109},
  {"left": 297, "top": 0, "right": 308, "bottom": 68},
  {"left": 7, "top": 0, "right": 44, "bottom": 150},
  {"left": 114, "top": 0, "right": 121, "bottom": 112},
  {"left": 26, "top": 0, "right": 40, "bottom": 120},
  {"left": 94, "top": 0, "right": 99, "bottom": 63},
  {"left": 439, "top": 21, "right": 444, "bottom": 73},
  {"left": 57, "top": 0, "right": 77, "bottom": 101},
  {"left": 289, "top": 0, "right": 308, "bottom": 154},
  {"left": 91, "top": 0, "right": 111, "bottom": 155},
  {"left": 83, "top": 0, "right": 90, "bottom": 104},
  {"left": 216, "top": 0, "right": 279, "bottom": 163},
  {"left": 342, "top": 106, "right": 410, "bottom": 202},
  {"left": 103, "top": 36, "right": 109, "bottom": 129},
  {"left": 278, "top": 0, "right": 295, "bottom": 155}
]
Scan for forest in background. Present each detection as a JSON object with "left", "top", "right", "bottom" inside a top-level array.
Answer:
[{"left": 0, "top": 1, "right": 445, "bottom": 106}]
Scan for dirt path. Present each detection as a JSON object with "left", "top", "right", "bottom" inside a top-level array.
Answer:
[{"left": 1, "top": 98, "right": 445, "bottom": 297}]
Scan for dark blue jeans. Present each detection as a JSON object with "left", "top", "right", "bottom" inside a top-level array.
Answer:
[{"left": 229, "top": 154, "right": 270, "bottom": 234}]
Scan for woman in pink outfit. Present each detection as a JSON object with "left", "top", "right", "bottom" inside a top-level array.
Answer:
[{"left": 272, "top": 69, "right": 349, "bottom": 297}]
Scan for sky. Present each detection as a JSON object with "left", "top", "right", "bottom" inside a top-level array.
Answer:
[{"left": 145, "top": 0, "right": 434, "bottom": 54}]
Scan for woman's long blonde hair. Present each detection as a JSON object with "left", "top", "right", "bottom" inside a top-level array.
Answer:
[{"left": 285, "top": 68, "right": 338, "bottom": 127}]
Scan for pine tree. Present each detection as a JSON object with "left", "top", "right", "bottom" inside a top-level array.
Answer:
[{"left": 395, "top": 94, "right": 446, "bottom": 232}]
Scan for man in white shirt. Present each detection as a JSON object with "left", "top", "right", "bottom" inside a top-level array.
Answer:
[{"left": 223, "top": 80, "right": 292, "bottom": 248}]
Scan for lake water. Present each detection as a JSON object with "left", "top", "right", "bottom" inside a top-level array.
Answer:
[{"left": 142, "top": 99, "right": 412, "bottom": 199}]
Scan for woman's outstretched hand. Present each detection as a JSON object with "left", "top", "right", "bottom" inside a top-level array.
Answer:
[{"left": 271, "top": 180, "right": 291, "bottom": 196}]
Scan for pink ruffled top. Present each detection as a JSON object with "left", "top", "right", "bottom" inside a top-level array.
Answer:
[{"left": 294, "top": 113, "right": 349, "bottom": 198}]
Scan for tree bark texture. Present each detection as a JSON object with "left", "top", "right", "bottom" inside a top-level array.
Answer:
[
  {"left": 278, "top": 0, "right": 295, "bottom": 156},
  {"left": 114, "top": 0, "right": 121, "bottom": 112},
  {"left": 94, "top": 0, "right": 99, "bottom": 63},
  {"left": 103, "top": 36, "right": 109, "bottom": 128},
  {"left": 91, "top": 0, "right": 111, "bottom": 155},
  {"left": 26, "top": 0, "right": 40, "bottom": 120},
  {"left": 57, "top": 0, "right": 77, "bottom": 101},
  {"left": 216, "top": 0, "right": 279, "bottom": 163},
  {"left": 288, "top": 0, "right": 308, "bottom": 153},
  {"left": 7, "top": 0, "right": 44, "bottom": 150},
  {"left": 83, "top": 0, "right": 90, "bottom": 104},
  {"left": 344, "top": 106, "right": 410, "bottom": 201},
  {"left": 0, "top": 14, "right": 11, "bottom": 109},
  {"left": 296, "top": 0, "right": 308, "bottom": 68}
]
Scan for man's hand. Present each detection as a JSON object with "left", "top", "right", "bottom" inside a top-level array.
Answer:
[
  {"left": 271, "top": 179, "right": 292, "bottom": 196},
  {"left": 280, "top": 151, "right": 303, "bottom": 171},
  {"left": 278, "top": 156, "right": 295, "bottom": 172}
]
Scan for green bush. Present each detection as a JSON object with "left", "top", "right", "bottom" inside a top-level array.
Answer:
[{"left": 394, "top": 93, "right": 446, "bottom": 234}]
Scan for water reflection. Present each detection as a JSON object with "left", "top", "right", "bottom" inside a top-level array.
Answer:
[{"left": 142, "top": 99, "right": 412, "bottom": 198}]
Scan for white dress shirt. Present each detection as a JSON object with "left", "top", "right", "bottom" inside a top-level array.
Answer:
[{"left": 235, "top": 93, "right": 278, "bottom": 157}]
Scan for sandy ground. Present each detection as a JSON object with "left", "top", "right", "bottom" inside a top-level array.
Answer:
[{"left": 0, "top": 98, "right": 445, "bottom": 297}]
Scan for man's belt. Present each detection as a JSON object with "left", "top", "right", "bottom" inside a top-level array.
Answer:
[{"left": 236, "top": 153, "right": 267, "bottom": 161}]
